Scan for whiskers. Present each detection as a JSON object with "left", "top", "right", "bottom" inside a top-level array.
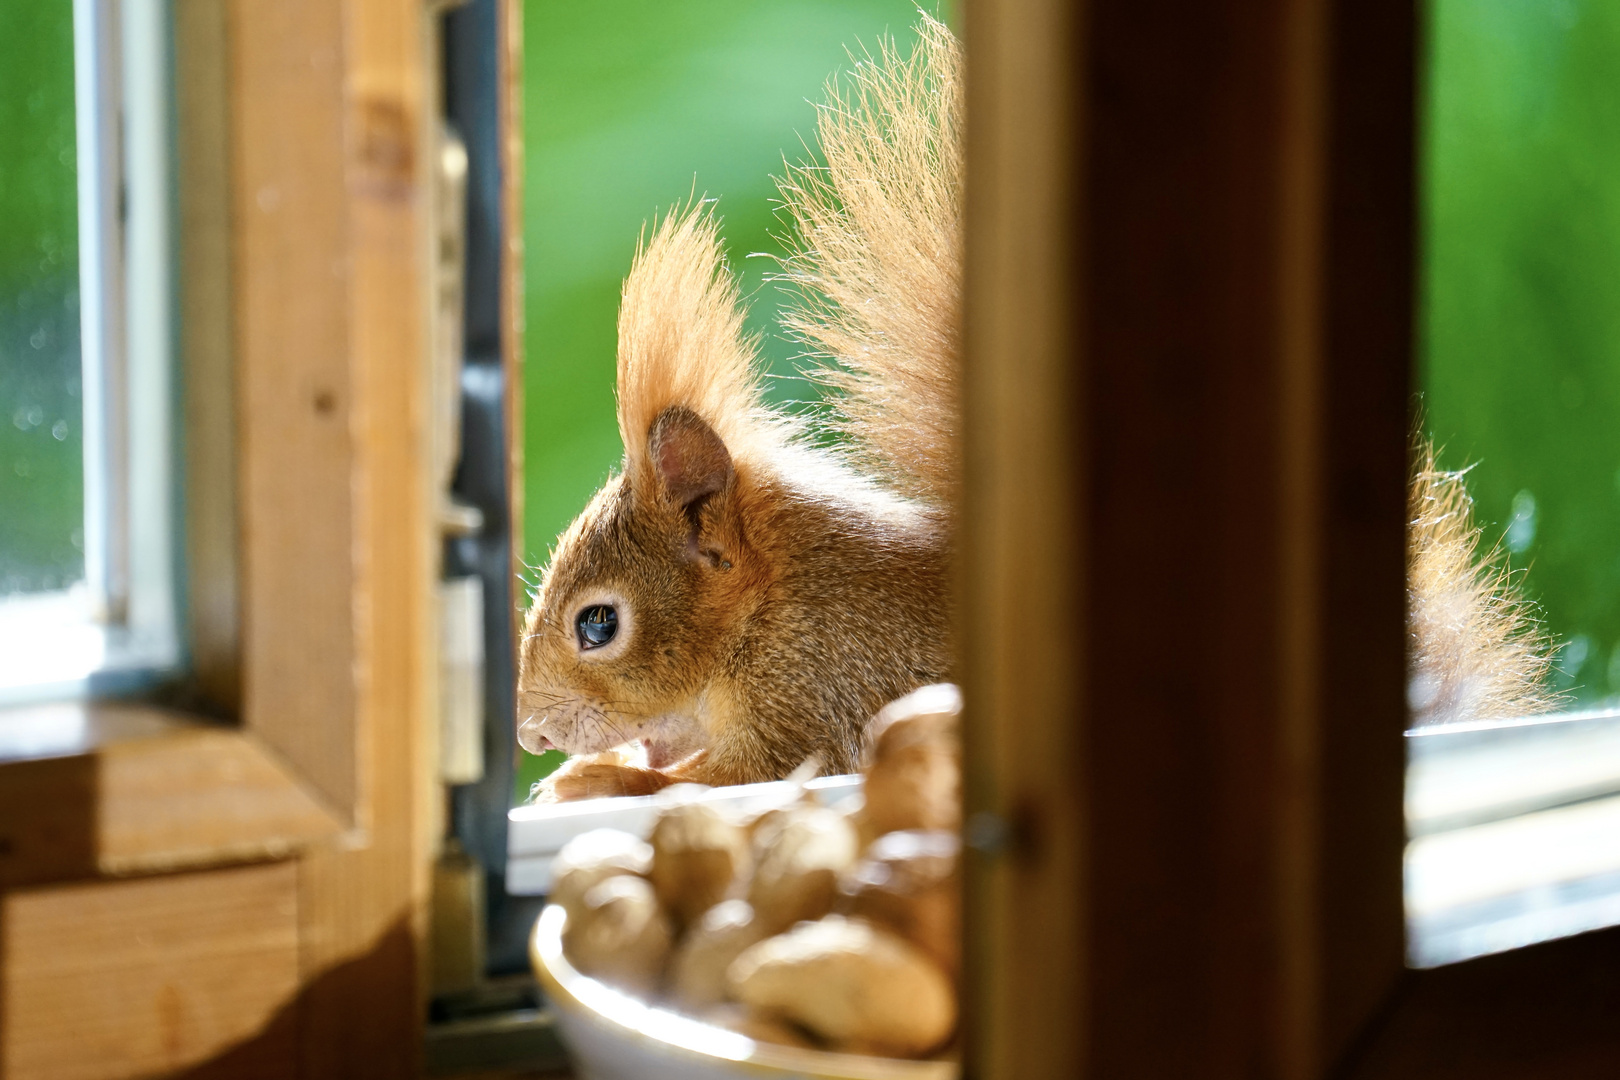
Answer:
[{"left": 515, "top": 687, "right": 647, "bottom": 753}]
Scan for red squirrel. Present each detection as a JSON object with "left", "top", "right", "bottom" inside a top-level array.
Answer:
[
  {"left": 516, "top": 15, "right": 1555, "bottom": 800},
  {"left": 517, "top": 17, "right": 961, "bottom": 799}
]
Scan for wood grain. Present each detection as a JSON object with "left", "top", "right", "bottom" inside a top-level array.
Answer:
[
  {"left": 959, "top": 0, "right": 1085, "bottom": 1076},
  {"left": 175, "top": 0, "right": 242, "bottom": 714},
  {"left": 231, "top": 0, "right": 359, "bottom": 819},
  {"left": 1273, "top": 0, "right": 1328, "bottom": 1071},
  {"left": 961, "top": 0, "right": 1413, "bottom": 1076},
  {"left": 95, "top": 717, "right": 342, "bottom": 875},
  {"left": 1, "top": 862, "right": 299, "bottom": 1080},
  {"left": 501, "top": 0, "right": 527, "bottom": 608},
  {"left": 1313, "top": 0, "right": 1417, "bottom": 1065},
  {"left": 290, "top": 0, "right": 439, "bottom": 1074},
  {"left": 0, "top": 703, "right": 340, "bottom": 888}
]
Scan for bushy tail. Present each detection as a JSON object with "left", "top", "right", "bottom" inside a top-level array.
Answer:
[
  {"left": 1408, "top": 440, "right": 1561, "bottom": 726},
  {"left": 775, "top": 12, "right": 963, "bottom": 509}
]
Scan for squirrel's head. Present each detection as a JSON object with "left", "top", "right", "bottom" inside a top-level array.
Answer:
[
  {"left": 517, "top": 206, "right": 785, "bottom": 764},
  {"left": 517, "top": 405, "right": 762, "bottom": 760}
]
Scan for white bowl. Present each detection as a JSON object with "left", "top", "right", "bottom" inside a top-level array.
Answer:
[{"left": 530, "top": 905, "right": 959, "bottom": 1080}]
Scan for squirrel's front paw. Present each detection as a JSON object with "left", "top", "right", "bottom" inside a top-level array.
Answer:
[{"left": 533, "top": 754, "right": 676, "bottom": 802}]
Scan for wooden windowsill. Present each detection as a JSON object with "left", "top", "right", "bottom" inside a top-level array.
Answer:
[{"left": 0, "top": 701, "right": 343, "bottom": 888}]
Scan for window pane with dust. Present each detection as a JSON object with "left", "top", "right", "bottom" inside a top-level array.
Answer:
[
  {"left": 1408, "top": 0, "right": 1620, "bottom": 969},
  {"left": 0, "top": 0, "right": 82, "bottom": 596},
  {"left": 1420, "top": 0, "right": 1620, "bottom": 714}
]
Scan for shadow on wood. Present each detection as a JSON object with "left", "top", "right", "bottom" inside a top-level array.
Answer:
[
  {"left": 166, "top": 915, "right": 419, "bottom": 1080},
  {"left": 1345, "top": 926, "right": 1620, "bottom": 1080}
]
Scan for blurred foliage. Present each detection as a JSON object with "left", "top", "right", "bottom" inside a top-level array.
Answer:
[
  {"left": 1421, "top": 0, "right": 1620, "bottom": 707},
  {"left": 0, "top": 0, "right": 84, "bottom": 593},
  {"left": 517, "top": 0, "right": 930, "bottom": 797}
]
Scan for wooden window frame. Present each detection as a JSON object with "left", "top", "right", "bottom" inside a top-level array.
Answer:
[
  {"left": 962, "top": 0, "right": 1620, "bottom": 1076},
  {"left": 0, "top": 0, "right": 527, "bottom": 1073}
]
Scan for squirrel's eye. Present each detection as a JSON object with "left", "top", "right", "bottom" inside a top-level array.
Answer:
[{"left": 576, "top": 605, "right": 618, "bottom": 650}]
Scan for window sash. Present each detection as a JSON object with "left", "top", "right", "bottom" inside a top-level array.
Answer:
[{"left": 0, "top": 0, "right": 179, "bottom": 703}]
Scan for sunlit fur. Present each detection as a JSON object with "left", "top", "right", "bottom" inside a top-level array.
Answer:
[
  {"left": 616, "top": 209, "right": 797, "bottom": 489},
  {"left": 1408, "top": 441, "right": 1561, "bottom": 726},
  {"left": 777, "top": 12, "right": 962, "bottom": 509},
  {"left": 518, "top": 23, "right": 963, "bottom": 795}
]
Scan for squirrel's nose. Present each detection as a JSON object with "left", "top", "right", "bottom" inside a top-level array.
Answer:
[{"left": 516, "top": 716, "right": 554, "bottom": 755}]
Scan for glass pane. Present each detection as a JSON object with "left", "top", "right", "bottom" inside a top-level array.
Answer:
[
  {"left": 1420, "top": 0, "right": 1620, "bottom": 710},
  {"left": 518, "top": 0, "right": 930, "bottom": 800},
  {"left": 1410, "top": 0, "right": 1620, "bottom": 968},
  {"left": 0, "top": 0, "right": 82, "bottom": 595}
]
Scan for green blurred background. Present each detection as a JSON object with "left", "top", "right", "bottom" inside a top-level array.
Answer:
[
  {"left": 1420, "top": 0, "right": 1620, "bottom": 708},
  {"left": 0, "top": 0, "right": 83, "bottom": 595},
  {"left": 516, "top": 0, "right": 929, "bottom": 794}
]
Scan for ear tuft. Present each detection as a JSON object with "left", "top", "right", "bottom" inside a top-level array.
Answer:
[
  {"left": 648, "top": 406, "right": 733, "bottom": 507},
  {"left": 616, "top": 206, "right": 796, "bottom": 486}
]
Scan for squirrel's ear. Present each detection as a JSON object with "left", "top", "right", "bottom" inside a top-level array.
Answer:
[{"left": 646, "top": 406, "right": 733, "bottom": 508}]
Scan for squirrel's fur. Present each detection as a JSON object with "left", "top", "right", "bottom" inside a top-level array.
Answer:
[
  {"left": 615, "top": 211, "right": 793, "bottom": 489},
  {"left": 518, "top": 14, "right": 1554, "bottom": 799},
  {"left": 777, "top": 14, "right": 962, "bottom": 509},
  {"left": 1407, "top": 441, "right": 1560, "bottom": 726}
]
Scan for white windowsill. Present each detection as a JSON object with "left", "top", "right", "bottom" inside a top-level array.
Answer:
[
  {"left": 1406, "top": 709, "right": 1620, "bottom": 967},
  {"left": 0, "top": 587, "right": 179, "bottom": 704}
]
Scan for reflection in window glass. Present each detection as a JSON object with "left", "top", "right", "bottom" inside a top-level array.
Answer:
[
  {"left": 1421, "top": 0, "right": 1620, "bottom": 709},
  {"left": 0, "top": 0, "right": 81, "bottom": 595}
]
